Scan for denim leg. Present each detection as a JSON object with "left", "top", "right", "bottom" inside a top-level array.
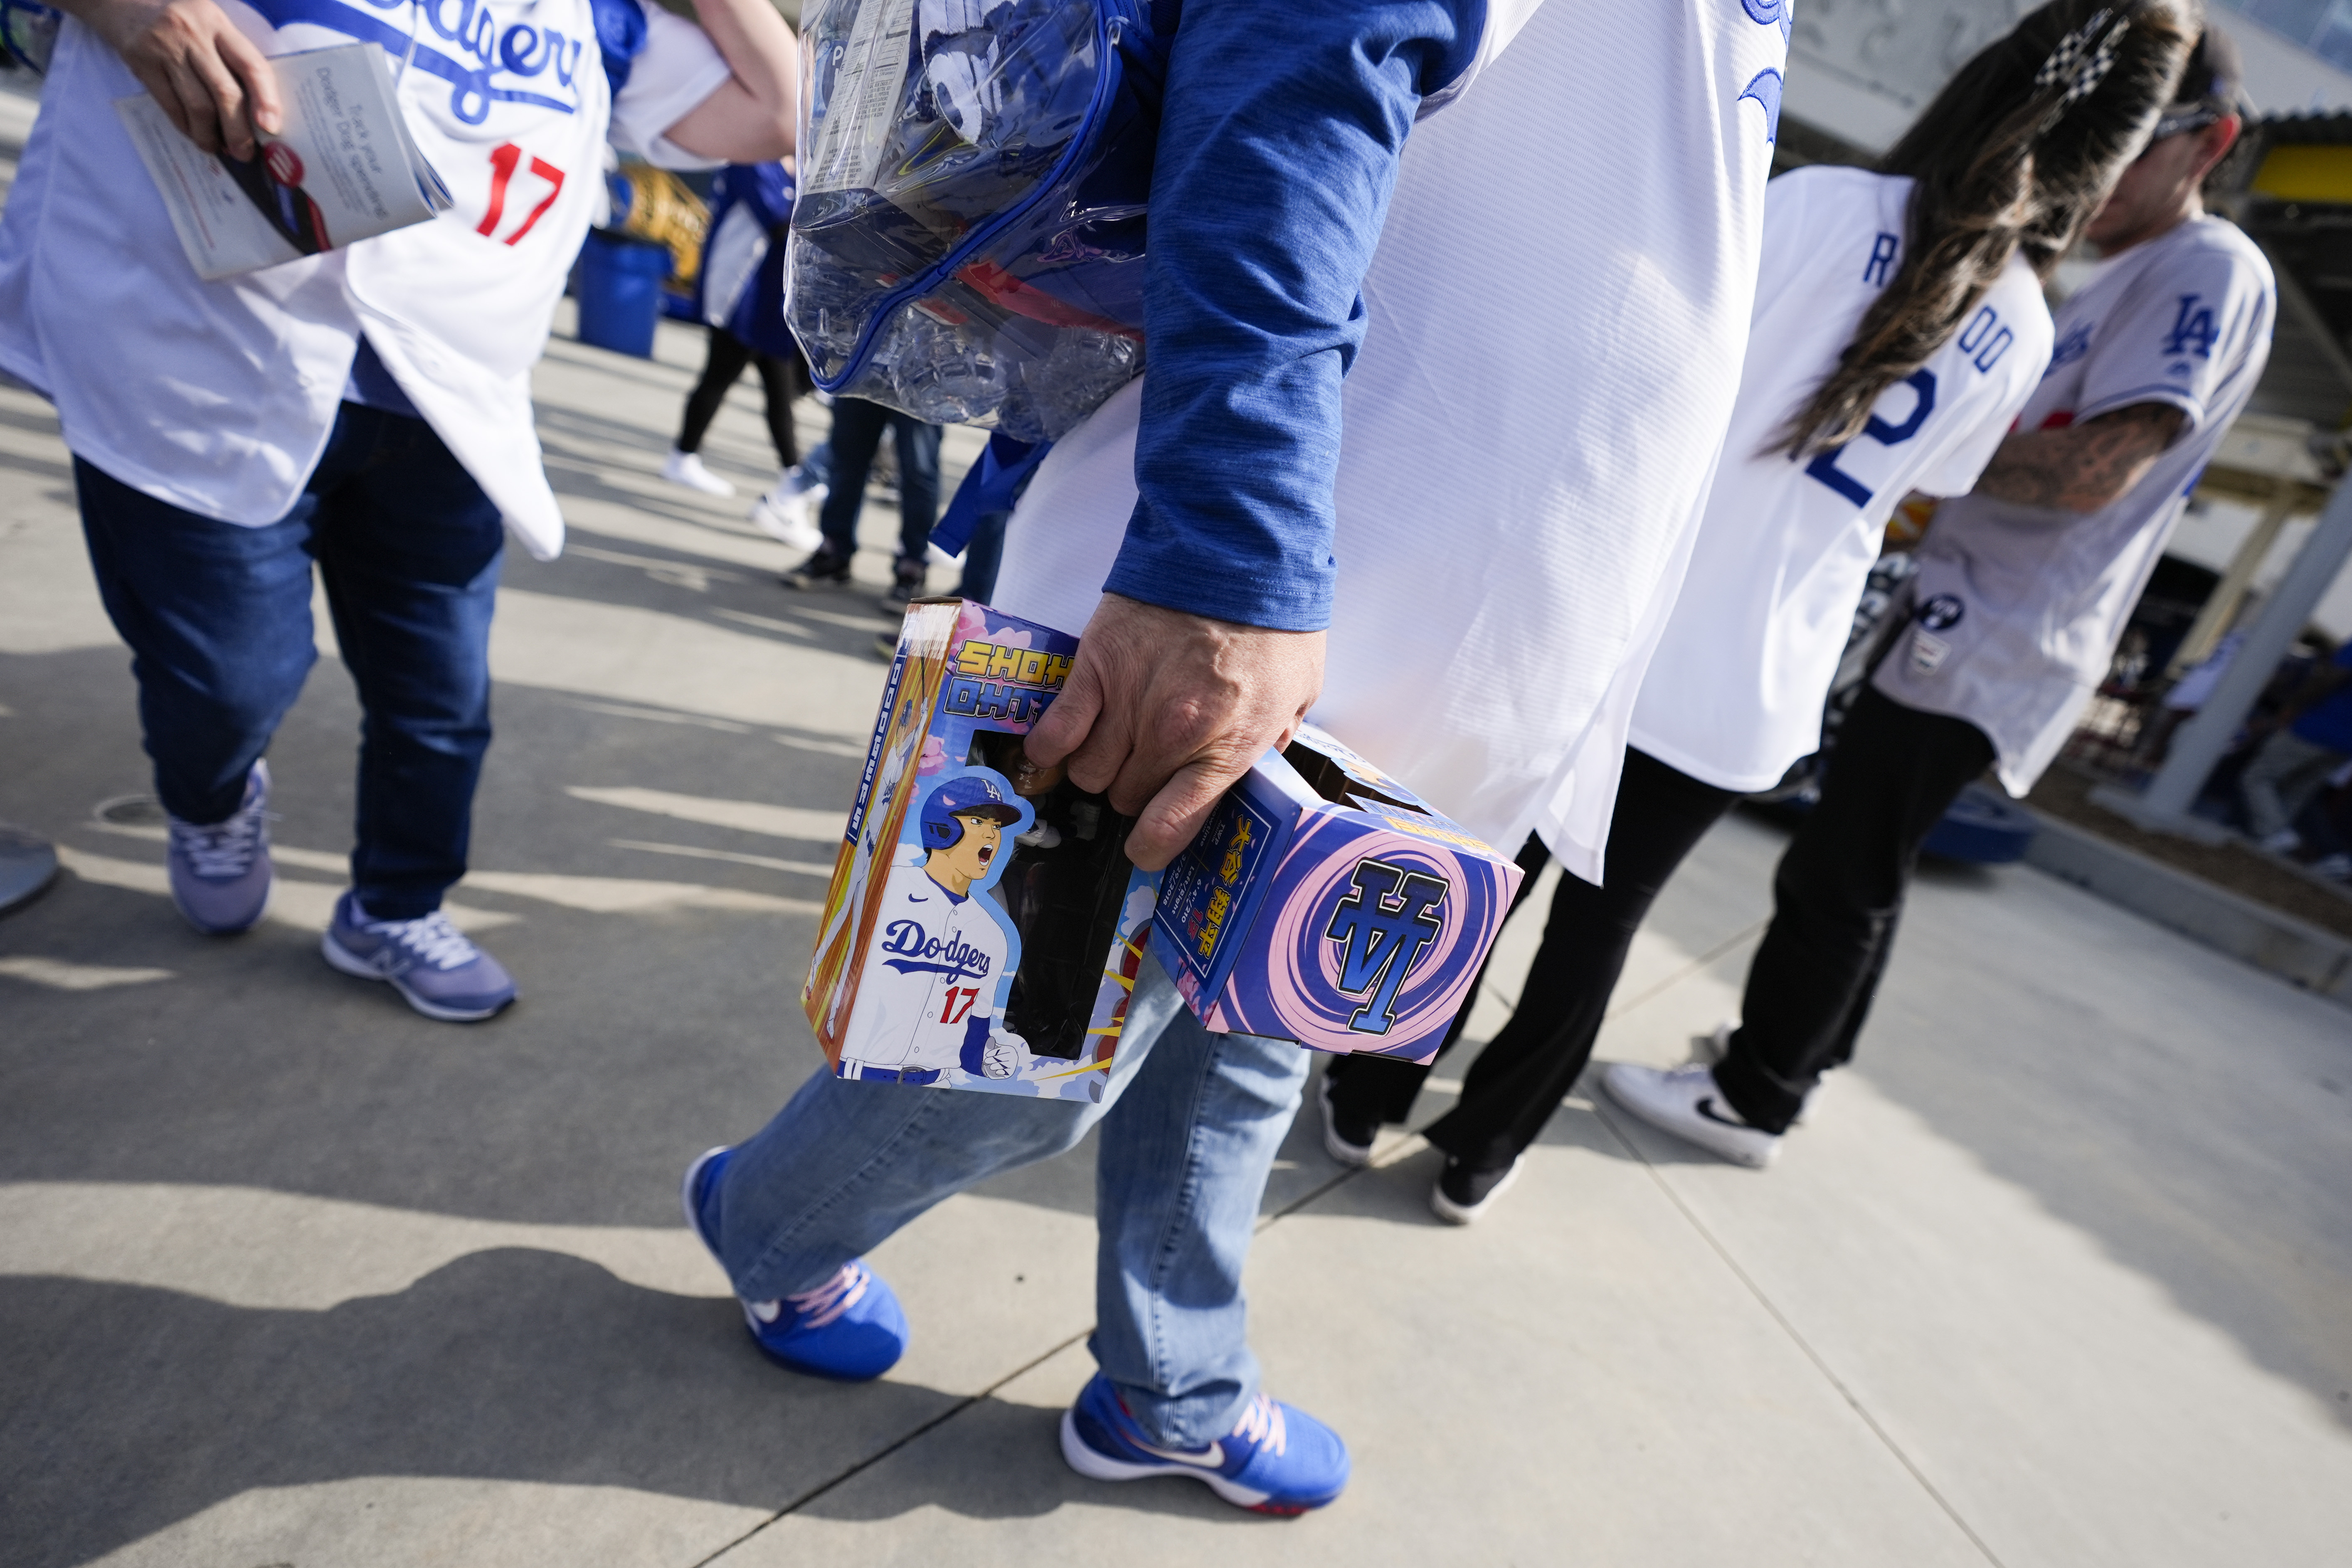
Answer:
[
  {"left": 816, "top": 399, "right": 889, "bottom": 556},
  {"left": 1089, "top": 976, "right": 1310, "bottom": 1447},
  {"left": 74, "top": 456, "right": 322, "bottom": 826},
  {"left": 709, "top": 966, "right": 1182, "bottom": 1302},
  {"left": 890, "top": 416, "right": 942, "bottom": 563},
  {"left": 309, "top": 411, "right": 505, "bottom": 920},
  {"left": 954, "top": 508, "right": 1010, "bottom": 604}
]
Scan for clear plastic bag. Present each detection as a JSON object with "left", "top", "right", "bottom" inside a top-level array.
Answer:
[
  {"left": 0, "top": 0, "right": 60, "bottom": 74},
  {"left": 786, "top": 0, "right": 1170, "bottom": 443}
]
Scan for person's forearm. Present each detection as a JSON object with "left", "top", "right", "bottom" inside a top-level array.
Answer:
[
  {"left": 665, "top": 0, "right": 797, "bottom": 161},
  {"left": 1972, "top": 401, "right": 2185, "bottom": 513},
  {"left": 694, "top": 0, "right": 796, "bottom": 116},
  {"left": 1108, "top": 0, "right": 1479, "bottom": 631}
]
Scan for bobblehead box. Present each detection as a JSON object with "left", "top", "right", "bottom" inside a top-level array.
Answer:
[
  {"left": 802, "top": 599, "right": 1158, "bottom": 1102},
  {"left": 1152, "top": 725, "right": 1523, "bottom": 1065},
  {"left": 804, "top": 601, "right": 1523, "bottom": 1097}
]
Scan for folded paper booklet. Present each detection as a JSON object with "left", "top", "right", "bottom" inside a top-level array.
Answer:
[
  {"left": 1154, "top": 725, "right": 1524, "bottom": 1065},
  {"left": 802, "top": 599, "right": 1160, "bottom": 1102},
  {"left": 116, "top": 42, "right": 452, "bottom": 281}
]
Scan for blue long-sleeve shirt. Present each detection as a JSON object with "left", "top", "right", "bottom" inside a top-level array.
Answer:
[{"left": 1102, "top": 0, "right": 1484, "bottom": 632}]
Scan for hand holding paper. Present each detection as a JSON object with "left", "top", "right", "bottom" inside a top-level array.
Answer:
[
  {"left": 61, "top": 0, "right": 280, "bottom": 158},
  {"left": 113, "top": 40, "right": 453, "bottom": 280}
]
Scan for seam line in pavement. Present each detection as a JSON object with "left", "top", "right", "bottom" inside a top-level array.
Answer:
[
  {"left": 688, "top": 1326, "right": 1097, "bottom": 1567},
  {"left": 1591, "top": 1098, "right": 2011, "bottom": 1568},
  {"left": 693, "top": 914, "right": 1797, "bottom": 1559},
  {"left": 1604, "top": 917, "right": 1771, "bottom": 1022}
]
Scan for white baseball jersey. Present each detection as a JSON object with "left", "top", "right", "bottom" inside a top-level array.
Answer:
[
  {"left": 1874, "top": 213, "right": 2275, "bottom": 793},
  {"left": 0, "top": 0, "right": 729, "bottom": 560},
  {"left": 1628, "top": 166, "right": 2052, "bottom": 794},
  {"left": 841, "top": 859, "right": 1016, "bottom": 1073},
  {"left": 990, "top": 0, "right": 1787, "bottom": 883}
]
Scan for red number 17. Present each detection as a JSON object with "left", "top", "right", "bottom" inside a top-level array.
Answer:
[
  {"left": 478, "top": 143, "right": 565, "bottom": 247},
  {"left": 938, "top": 987, "right": 979, "bottom": 1026}
]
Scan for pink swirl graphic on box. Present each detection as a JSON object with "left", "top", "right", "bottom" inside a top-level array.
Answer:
[{"left": 1215, "top": 815, "right": 1507, "bottom": 1058}]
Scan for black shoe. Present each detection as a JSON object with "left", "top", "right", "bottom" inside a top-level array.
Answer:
[
  {"left": 876, "top": 559, "right": 927, "bottom": 617},
  {"left": 1429, "top": 1156, "right": 1520, "bottom": 1226},
  {"left": 782, "top": 547, "right": 852, "bottom": 590},
  {"left": 1317, "top": 1072, "right": 1379, "bottom": 1168}
]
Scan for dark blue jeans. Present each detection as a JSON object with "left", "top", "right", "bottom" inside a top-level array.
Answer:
[
  {"left": 816, "top": 397, "right": 940, "bottom": 566},
  {"left": 76, "top": 404, "right": 505, "bottom": 920}
]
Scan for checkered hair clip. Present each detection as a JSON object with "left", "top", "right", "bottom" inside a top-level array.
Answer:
[{"left": 2033, "top": 7, "right": 2133, "bottom": 106}]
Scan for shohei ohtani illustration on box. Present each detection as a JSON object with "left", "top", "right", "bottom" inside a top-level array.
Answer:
[
  {"left": 803, "top": 599, "right": 1160, "bottom": 1101},
  {"left": 835, "top": 768, "right": 1033, "bottom": 1085}
]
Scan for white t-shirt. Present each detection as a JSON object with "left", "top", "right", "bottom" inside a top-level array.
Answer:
[
  {"left": 0, "top": 0, "right": 730, "bottom": 560},
  {"left": 1627, "top": 166, "right": 2051, "bottom": 794},
  {"left": 992, "top": 0, "right": 1788, "bottom": 883},
  {"left": 1874, "top": 213, "right": 2275, "bottom": 793},
  {"left": 841, "top": 859, "right": 1013, "bottom": 1073}
]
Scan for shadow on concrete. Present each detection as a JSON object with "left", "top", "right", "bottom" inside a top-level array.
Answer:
[
  {"left": 785, "top": 1385, "right": 1291, "bottom": 1529},
  {"left": 0, "top": 1251, "right": 978, "bottom": 1568}
]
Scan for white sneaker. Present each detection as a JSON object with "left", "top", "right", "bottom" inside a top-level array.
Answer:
[
  {"left": 1601, "top": 1062, "right": 1780, "bottom": 1169},
  {"left": 2256, "top": 828, "right": 2303, "bottom": 855},
  {"left": 751, "top": 481, "right": 826, "bottom": 552},
  {"left": 661, "top": 448, "right": 736, "bottom": 497}
]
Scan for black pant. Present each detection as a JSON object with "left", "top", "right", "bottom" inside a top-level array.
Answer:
[
  {"left": 677, "top": 325, "right": 804, "bottom": 468},
  {"left": 1713, "top": 686, "right": 1995, "bottom": 1134},
  {"left": 817, "top": 397, "right": 942, "bottom": 570},
  {"left": 1324, "top": 748, "right": 1739, "bottom": 1171}
]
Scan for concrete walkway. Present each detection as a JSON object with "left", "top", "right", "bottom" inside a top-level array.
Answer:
[{"left": 4, "top": 168, "right": 2351, "bottom": 1568}]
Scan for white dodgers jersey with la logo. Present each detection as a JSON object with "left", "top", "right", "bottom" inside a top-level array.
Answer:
[
  {"left": 841, "top": 861, "right": 1014, "bottom": 1073},
  {"left": 1876, "top": 213, "right": 2275, "bottom": 793}
]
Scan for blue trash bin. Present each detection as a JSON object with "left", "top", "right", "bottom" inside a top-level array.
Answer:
[{"left": 576, "top": 230, "right": 669, "bottom": 358}]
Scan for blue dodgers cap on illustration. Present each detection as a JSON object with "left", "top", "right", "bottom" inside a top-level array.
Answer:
[{"left": 920, "top": 772, "right": 1026, "bottom": 850}]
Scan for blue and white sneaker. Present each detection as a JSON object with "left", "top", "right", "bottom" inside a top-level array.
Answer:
[
  {"left": 321, "top": 891, "right": 517, "bottom": 1022},
  {"left": 1059, "top": 1371, "right": 1350, "bottom": 1515},
  {"left": 680, "top": 1145, "right": 908, "bottom": 1381},
  {"left": 165, "top": 760, "right": 273, "bottom": 934}
]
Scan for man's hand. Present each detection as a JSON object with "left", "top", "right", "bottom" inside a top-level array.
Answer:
[
  {"left": 1973, "top": 402, "right": 2186, "bottom": 514},
  {"left": 62, "top": 0, "right": 281, "bottom": 159},
  {"left": 1026, "top": 594, "right": 1325, "bottom": 871}
]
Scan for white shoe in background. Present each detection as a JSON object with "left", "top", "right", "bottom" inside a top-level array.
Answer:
[
  {"left": 1602, "top": 1062, "right": 1781, "bottom": 1169},
  {"left": 751, "top": 480, "right": 826, "bottom": 552},
  {"left": 662, "top": 448, "right": 736, "bottom": 497},
  {"left": 1689, "top": 1021, "right": 1733, "bottom": 1065}
]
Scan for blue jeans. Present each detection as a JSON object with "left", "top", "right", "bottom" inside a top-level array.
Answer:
[
  {"left": 952, "top": 507, "right": 1010, "bottom": 603},
  {"left": 705, "top": 959, "right": 1310, "bottom": 1446},
  {"left": 816, "top": 397, "right": 941, "bottom": 567},
  {"left": 76, "top": 404, "right": 505, "bottom": 920}
]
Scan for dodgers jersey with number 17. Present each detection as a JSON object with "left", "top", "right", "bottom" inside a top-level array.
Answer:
[
  {"left": 841, "top": 860, "right": 1017, "bottom": 1074},
  {"left": 0, "top": 0, "right": 730, "bottom": 558}
]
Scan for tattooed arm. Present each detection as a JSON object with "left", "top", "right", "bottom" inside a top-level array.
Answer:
[{"left": 1971, "top": 402, "right": 2187, "bottom": 513}]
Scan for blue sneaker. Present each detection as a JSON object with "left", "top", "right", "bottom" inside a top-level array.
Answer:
[
  {"left": 1059, "top": 1371, "right": 1350, "bottom": 1515},
  {"left": 165, "top": 760, "right": 273, "bottom": 934},
  {"left": 321, "top": 891, "right": 517, "bottom": 1022},
  {"left": 680, "top": 1145, "right": 908, "bottom": 1381}
]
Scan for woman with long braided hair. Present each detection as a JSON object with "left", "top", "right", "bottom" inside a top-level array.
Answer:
[{"left": 1321, "top": 0, "right": 2200, "bottom": 1220}]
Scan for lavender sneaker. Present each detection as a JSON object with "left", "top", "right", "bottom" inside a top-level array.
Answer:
[
  {"left": 322, "top": 891, "right": 517, "bottom": 1022},
  {"left": 165, "top": 760, "right": 273, "bottom": 934}
]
